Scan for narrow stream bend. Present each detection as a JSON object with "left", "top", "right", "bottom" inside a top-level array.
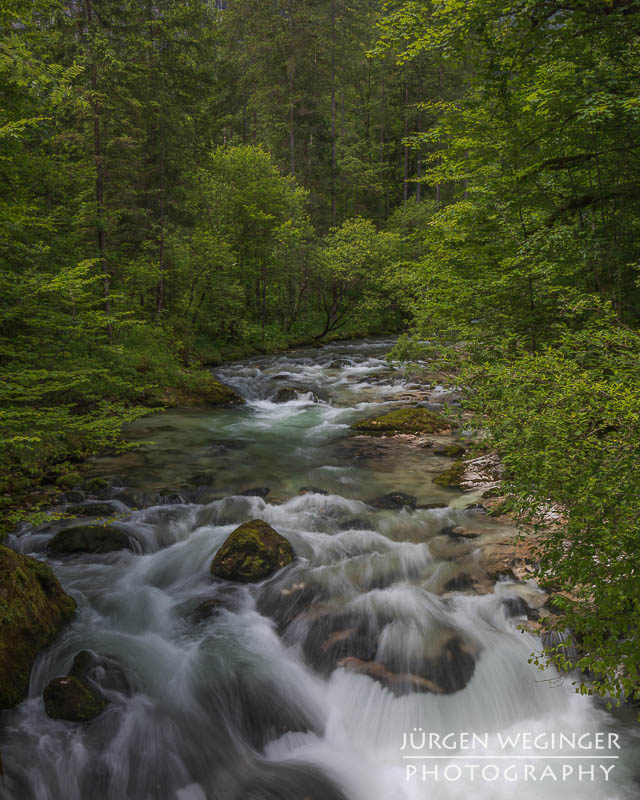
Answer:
[{"left": 2, "top": 340, "right": 638, "bottom": 800}]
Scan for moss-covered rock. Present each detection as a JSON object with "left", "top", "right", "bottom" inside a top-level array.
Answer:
[
  {"left": 433, "top": 460, "right": 465, "bottom": 489},
  {"left": 85, "top": 477, "right": 109, "bottom": 493},
  {"left": 433, "top": 444, "right": 466, "bottom": 457},
  {"left": 198, "top": 375, "right": 244, "bottom": 405},
  {"left": 351, "top": 407, "right": 451, "bottom": 435},
  {"left": 50, "top": 524, "right": 131, "bottom": 554},
  {"left": 0, "top": 546, "right": 76, "bottom": 709},
  {"left": 43, "top": 675, "right": 107, "bottom": 722},
  {"left": 56, "top": 472, "right": 82, "bottom": 488},
  {"left": 211, "top": 520, "right": 294, "bottom": 582},
  {"left": 149, "top": 372, "right": 244, "bottom": 408}
]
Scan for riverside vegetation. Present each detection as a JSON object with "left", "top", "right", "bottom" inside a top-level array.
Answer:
[{"left": 1, "top": 0, "right": 639, "bottom": 721}]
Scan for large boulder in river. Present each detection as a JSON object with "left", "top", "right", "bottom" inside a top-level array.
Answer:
[
  {"left": 0, "top": 546, "right": 76, "bottom": 708},
  {"left": 43, "top": 675, "right": 107, "bottom": 722},
  {"left": 351, "top": 408, "right": 451, "bottom": 435},
  {"left": 50, "top": 524, "right": 131, "bottom": 554},
  {"left": 211, "top": 520, "right": 294, "bottom": 582}
]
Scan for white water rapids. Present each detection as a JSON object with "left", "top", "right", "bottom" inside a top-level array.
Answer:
[{"left": 1, "top": 339, "right": 638, "bottom": 799}]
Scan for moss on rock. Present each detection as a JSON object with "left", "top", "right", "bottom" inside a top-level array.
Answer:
[
  {"left": 433, "top": 444, "right": 466, "bottom": 457},
  {"left": 50, "top": 524, "right": 131, "bottom": 554},
  {"left": 0, "top": 546, "right": 76, "bottom": 709},
  {"left": 43, "top": 675, "right": 107, "bottom": 722},
  {"left": 149, "top": 371, "right": 244, "bottom": 408},
  {"left": 433, "top": 460, "right": 465, "bottom": 489},
  {"left": 56, "top": 472, "right": 82, "bottom": 488},
  {"left": 85, "top": 477, "right": 109, "bottom": 493},
  {"left": 211, "top": 519, "right": 294, "bottom": 582},
  {"left": 351, "top": 407, "right": 451, "bottom": 435}
]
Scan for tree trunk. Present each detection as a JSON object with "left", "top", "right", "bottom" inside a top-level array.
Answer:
[
  {"left": 403, "top": 83, "right": 409, "bottom": 202},
  {"left": 330, "top": 0, "right": 337, "bottom": 224},
  {"left": 85, "top": 0, "right": 111, "bottom": 343}
]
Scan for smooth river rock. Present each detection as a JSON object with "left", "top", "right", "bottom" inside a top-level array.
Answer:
[
  {"left": 43, "top": 675, "right": 107, "bottom": 722},
  {"left": 50, "top": 524, "right": 132, "bottom": 554},
  {"left": 211, "top": 520, "right": 294, "bottom": 582}
]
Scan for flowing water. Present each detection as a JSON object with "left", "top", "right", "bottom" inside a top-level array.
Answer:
[{"left": 2, "top": 339, "right": 639, "bottom": 799}]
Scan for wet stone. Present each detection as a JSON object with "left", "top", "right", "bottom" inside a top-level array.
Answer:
[
  {"left": 49, "top": 524, "right": 132, "bottom": 554},
  {"left": 69, "top": 649, "right": 132, "bottom": 695},
  {"left": 443, "top": 573, "right": 475, "bottom": 592},
  {"left": 65, "top": 502, "right": 118, "bottom": 518},
  {"left": 188, "top": 472, "right": 217, "bottom": 486},
  {"left": 211, "top": 520, "right": 294, "bottom": 582},
  {"left": 339, "top": 633, "right": 476, "bottom": 696},
  {"left": 43, "top": 676, "right": 107, "bottom": 722},
  {"left": 370, "top": 491, "right": 417, "bottom": 510},
  {"left": 500, "top": 596, "right": 536, "bottom": 619},
  {"left": 272, "top": 386, "right": 299, "bottom": 403},
  {"left": 240, "top": 487, "right": 270, "bottom": 498},
  {"left": 337, "top": 516, "right": 371, "bottom": 531}
]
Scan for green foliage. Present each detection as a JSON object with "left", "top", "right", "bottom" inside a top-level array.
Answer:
[
  {"left": 465, "top": 325, "right": 640, "bottom": 703},
  {"left": 378, "top": 0, "right": 640, "bottom": 704},
  {"left": 315, "top": 216, "right": 404, "bottom": 336}
]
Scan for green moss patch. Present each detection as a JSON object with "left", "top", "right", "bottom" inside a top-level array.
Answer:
[
  {"left": 0, "top": 546, "right": 76, "bottom": 708},
  {"left": 85, "top": 477, "right": 109, "bottom": 493},
  {"left": 433, "top": 460, "right": 465, "bottom": 489},
  {"left": 56, "top": 472, "right": 82, "bottom": 488},
  {"left": 351, "top": 407, "right": 451, "bottom": 435},
  {"left": 433, "top": 443, "right": 466, "bottom": 457},
  {"left": 211, "top": 519, "right": 294, "bottom": 582},
  {"left": 149, "top": 370, "right": 244, "bottom": 408}
]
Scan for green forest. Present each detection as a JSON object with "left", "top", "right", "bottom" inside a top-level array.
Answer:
[{"left": 2, "top": 0, "right": 640, "bottom": 705}]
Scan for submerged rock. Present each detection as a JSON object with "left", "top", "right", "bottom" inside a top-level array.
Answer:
[
  {"left": 211, "top": 520, "right": 294, "bottom": 582},
  {"left": 0, "top": 546, "right": 76, "bottom": 708},
  {"left": 340, "top": 634, "right": 476, "bottom": 696},
  {"left": 43, "top": 675, "right": 107, "bottom": 722},
  {"left": 69, "top": 649, "right": 132, "bottom": 695},
  {"left": 370, "top": 492, "right": 417, "bottom": 510},
  {"left": 299, "top": 486, "right": 328, "bottom": 496},
  {"left": 272, "top": 386, "right": 299, "bottom": 403},
  {"left": 50, "top": 524, "right": 132, "bottom": 554},
  {"left": 351, "top": 407, "right": 451, "bottom": 435},
  {"left": 241, "top": 487, "right": 271, "bottom": 498},
  {"left": 231, "top": 762, "right": 350, "bottom": 800},
  {"left": 337, "top": 517, "right": 371, "bottom": 531}
]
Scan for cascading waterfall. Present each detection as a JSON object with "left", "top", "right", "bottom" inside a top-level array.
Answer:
[{"left": 1, "top": 339, "right": 638, "bottom": 800}]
